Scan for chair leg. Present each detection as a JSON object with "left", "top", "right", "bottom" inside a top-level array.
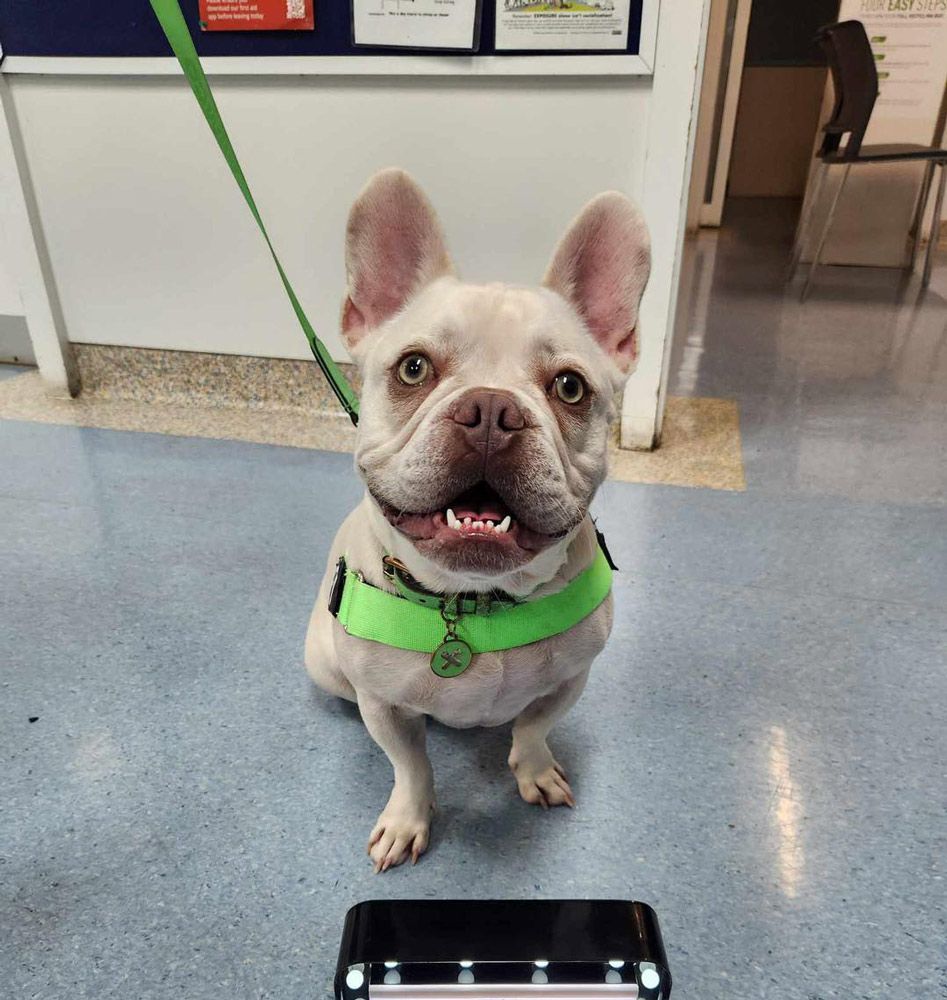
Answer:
[
  {"left": 908, "top": 161, "right": 935, "bottom": 273},
  {"left": 789, "top": 161, "right": 828, "bottom": 279},
  {"left": 921, "top": 162, "right": 946, "bottom": 288},
  {"left": 802, "top": 162, "right": 851, "bottom": 302}
]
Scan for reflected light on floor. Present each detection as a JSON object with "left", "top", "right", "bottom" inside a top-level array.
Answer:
[
  {"left": 768, "top": 725, "right": 804, "bottom": 899},
  {"left": 672, "top": 235, "right": 717, "bottom": 395}
]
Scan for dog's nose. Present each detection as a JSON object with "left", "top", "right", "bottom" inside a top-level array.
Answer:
[{"left": 449, "top": 389, "right": 527, "bottom": 440}]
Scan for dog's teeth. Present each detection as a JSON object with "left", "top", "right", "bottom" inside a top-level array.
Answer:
[
  {"left": 446, "top": 508, "right": 457, "bottom": 528},
  {"left": 463, "top": 517, "right": 472, "bottom": 526},
  {"left": 485, "top": 521, "right": 494, "bottom": 530},
  {"left": 473, "top": 520, "right": 484, "bottom": 530},
  {"left": 497, "top": 515, "right": 512, "bottom": 533}
]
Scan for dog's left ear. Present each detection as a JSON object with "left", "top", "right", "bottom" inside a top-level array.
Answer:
[
  {"left": 342, "top": 168, "right": 455, "bottom": 353},
  {"left": 543, "top": 192, "right": 651, "bottom": 373}
]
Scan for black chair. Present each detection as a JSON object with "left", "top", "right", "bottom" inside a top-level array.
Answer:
[{"left": 789, "top": 20, "right": 947, "bottom": 298}]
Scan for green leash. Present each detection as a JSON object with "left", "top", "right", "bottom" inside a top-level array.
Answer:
[
  {"left": 149, "top": 1, "right": 615, "bottom": 677},
  {"left": 148, "top": 0, "right": 360, "bottom": 425},
  {"left": 329, "top": 546, "right": 614, "bottom": 678}
]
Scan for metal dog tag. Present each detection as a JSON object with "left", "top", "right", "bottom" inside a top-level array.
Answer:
[{"left": 430, "top": 638, "right": 472, "bottom": 678}]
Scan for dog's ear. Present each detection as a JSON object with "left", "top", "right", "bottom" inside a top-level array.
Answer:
[
  {"left": 341, "top": 169, "right": 454, "bottom": 352},
  {"left": 543, "top": 192, "right": 651, "bottom": 373}
]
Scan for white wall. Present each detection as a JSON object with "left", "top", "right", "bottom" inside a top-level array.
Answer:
[
  {"left": 2, "top": 0, "right": 709, "bottom": 445},
  {"left": 0, "top": 247, "right": 23, "bottom": 315},
  {"left": 8, "top": 74, "right": 650, "bottom": 363}
]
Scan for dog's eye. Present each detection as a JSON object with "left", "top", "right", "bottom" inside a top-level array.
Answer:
[
  {"left": 553, "top": 371, "right": 586, "bottom": 404},
  {"left": 397, "top": 353, "right": 432, "bottom": 386}
]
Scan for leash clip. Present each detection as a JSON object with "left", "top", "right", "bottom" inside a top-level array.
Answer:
[{"left": 382, "top": 553, "right": 412, "bottom": 582}]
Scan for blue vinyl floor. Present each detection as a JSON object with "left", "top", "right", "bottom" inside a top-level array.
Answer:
[{"left": 2, "top": 201, "right": 945, "bottom": 999}]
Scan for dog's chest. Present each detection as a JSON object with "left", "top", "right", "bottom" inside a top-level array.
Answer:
[{"left": 341, "top": 596, "right": 611, "bottom": 728}]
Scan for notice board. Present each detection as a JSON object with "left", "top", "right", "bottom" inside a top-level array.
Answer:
[{"left": 0, "top": 1, "right": 646, "bottom": 60}]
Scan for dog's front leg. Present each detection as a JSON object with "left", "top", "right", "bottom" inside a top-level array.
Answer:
[
  {"left": 508, "top": 666, "right": 591, "bottom": 809},
  {"left": 357, "top": 691, "right": 435, "bottom": 872}
]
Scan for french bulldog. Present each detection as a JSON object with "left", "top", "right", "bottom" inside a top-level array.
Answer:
[{"left": 305, "top": 169, "right": 650, "bottom": 872}]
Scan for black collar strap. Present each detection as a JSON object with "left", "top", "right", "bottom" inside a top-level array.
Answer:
[{"left": 382, "top": 555, "right": 520, "bottom": 617}]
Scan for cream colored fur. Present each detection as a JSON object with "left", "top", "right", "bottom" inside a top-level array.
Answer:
[{"left": 305, "top": 169, "right": 650, "bottom": 872}]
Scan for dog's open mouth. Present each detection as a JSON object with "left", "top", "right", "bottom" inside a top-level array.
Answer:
[
  {"left": 443, "top": 481, "right": 515, "bottom": 537},
  {"left": 372, "top": 481, "right": 569, "bottom": 554}
]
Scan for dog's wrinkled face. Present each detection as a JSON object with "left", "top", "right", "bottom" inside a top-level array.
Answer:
[
  {"left": 355, "top": 281, "right": 618, "bottom": 578},
  {"left": 340, "top": 170, "right": 650, "bottom": 589}
]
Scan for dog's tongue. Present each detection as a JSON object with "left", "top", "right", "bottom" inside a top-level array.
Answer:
[{"left": 450, "top": 483, "right": 508, "bottom": 522}]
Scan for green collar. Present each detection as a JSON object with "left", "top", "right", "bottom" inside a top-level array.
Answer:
[{"left": 328, "top": 542, "right": 613, "bottom": 677}]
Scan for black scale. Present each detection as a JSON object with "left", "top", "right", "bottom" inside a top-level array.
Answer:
[{"left": 336, "top": 901, "right": 670, "bottom": 1000}]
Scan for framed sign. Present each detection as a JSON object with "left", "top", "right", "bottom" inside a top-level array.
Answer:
[
  {"left": 495, "top": 0, "right": 632, "bottom": 52},
  {"left": 199, "top": 0, "right": 315, "bottom": 31},
  {"left": 352, "top": 0, "right": 482, "bottom": 51}
]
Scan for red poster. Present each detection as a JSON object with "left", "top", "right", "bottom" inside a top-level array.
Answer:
[{"left": 199, "top": 0, "right": 314, "bottom": 31}]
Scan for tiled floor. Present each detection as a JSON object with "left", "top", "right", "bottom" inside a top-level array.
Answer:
[{"left": 2, "top": 200, "right": 945, "bottom": 1000}]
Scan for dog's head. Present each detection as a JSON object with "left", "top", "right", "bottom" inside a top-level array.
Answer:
[{"left": 341, "top": 169, "right": 650, "bottom": 592}]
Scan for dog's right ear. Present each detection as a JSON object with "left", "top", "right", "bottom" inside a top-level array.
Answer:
[{"left": 341, "top": 169, "right": 454, "bottom": 353}]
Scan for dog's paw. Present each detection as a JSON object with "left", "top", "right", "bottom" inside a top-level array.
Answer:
[
  {"left": 510, "top": 751, "right": 575, "bottom": 809},
  {"left": 367, "top": 802, "right": 433, "bottom": 873}
]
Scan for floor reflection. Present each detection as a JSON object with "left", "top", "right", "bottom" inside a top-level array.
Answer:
[
  {"left": 767, "top": 725, "right": 804, "bottom": 901},
  {"left": 669, "top": 197, "right": 947, "bottom": 504}
]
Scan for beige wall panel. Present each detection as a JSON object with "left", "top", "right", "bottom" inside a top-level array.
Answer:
[{"left": 728, "top": 66, "right": 826, "bottom": 198}]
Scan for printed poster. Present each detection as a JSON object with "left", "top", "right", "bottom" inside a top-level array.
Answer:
[
  {"left": 352, "top": 0, "right": 480, "bottom": 50},
  {"left": 495, "top": 0, "right": 631, "bottom": 51},
  {"left": 199, "top": 0, "right": 315, "bottom": 31},
  {"left": 842, "top": 0, "right": 947, "bottom": 143}
]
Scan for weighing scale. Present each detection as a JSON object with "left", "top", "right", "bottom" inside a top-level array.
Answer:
[{"left": 336, "top": 901, "right": 670, "bottom": 1000}]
